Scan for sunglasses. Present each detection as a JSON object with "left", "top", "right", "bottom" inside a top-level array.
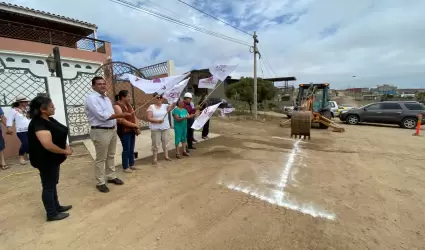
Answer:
[{"left": 156, "top": 96, "right": 163, "bottom": 99}]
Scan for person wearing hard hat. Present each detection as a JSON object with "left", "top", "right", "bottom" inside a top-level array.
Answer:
[{"left": 182, "top": 92, "right": 199, "bottom": 152}]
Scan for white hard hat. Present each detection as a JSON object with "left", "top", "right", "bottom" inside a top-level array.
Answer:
[{"left": 183, "top": 92, "right": 193, "bottom": 98}]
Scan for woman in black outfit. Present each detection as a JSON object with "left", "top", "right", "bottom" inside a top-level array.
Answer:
[
  {"left": 28, "top": 96, "right": 73, "bottom": 222},
  {"left": 198, "top": 94, "right": 210, "bottom": 139}
]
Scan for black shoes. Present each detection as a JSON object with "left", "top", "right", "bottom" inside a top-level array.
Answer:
[
  {"left": 97, "top": 184, "right": 110, "bottom": 193},
  {"left": 47, "top": 212, "right": 69, "bottom": 222},
  {"left": 58, "top": 205, "right": 72, "bottom": 213},
  {"left": 97, "top": 178, "right": 124, "bottom": 193},
  {"left": 108, "top": 178, "right": 124, "bottom": 185}
]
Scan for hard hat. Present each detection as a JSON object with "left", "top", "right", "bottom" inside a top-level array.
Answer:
[{"left": 183, "top": 92, "right": 193, "bottom": 98}]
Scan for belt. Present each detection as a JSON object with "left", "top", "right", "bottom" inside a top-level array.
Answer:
[{"left": 91, "top": 126, "right": 115, "bottom": 130}]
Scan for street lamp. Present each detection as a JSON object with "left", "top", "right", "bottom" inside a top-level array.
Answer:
[{"left": 46, "top": 54, "right": 57, "bottom": 76}]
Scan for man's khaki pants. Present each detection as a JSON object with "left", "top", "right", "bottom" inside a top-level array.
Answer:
[{"left": 90, "top": 129, "right": 117, "bottom": 186}]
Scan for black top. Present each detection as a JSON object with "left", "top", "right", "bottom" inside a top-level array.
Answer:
[{"left": 28, "top": 117, "right": 69, "bottom": 168}]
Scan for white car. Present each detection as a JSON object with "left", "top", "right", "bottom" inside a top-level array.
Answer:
[{"left": 282, "top": 106, "right": 294, "bottom": 118}]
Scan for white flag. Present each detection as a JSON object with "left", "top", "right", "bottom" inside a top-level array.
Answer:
[
  {"left": 198, "top": 76, "right": 219, "bottom": 89},
  {"left": 208, "top": 65, "right": 237, "bottom": 81},
  {"left": 220, "top": 107, "right": 235, "bottom": 118},
  {"left": 163, "top": 78, "right": 189, "bottom": 103},
  {"left": 191, "top": 102, "right": 222, "bottom": 130},
  {"left": 122, "top": 73, "right": 189, "bottom": 95}
]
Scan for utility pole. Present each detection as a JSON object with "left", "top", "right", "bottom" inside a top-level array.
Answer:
[{"left": 253, "top": 31, "right": 259, "bottom": 119}]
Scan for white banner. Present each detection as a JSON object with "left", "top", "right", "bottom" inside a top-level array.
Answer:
[
  {"left": 122, "top": 73, "right": 189, "bottom": 95},
  {"left": 220, "top": 107, "right": 235, "bottom": 117},
  {"left": 191, "top": 102, "right": 222, "bottom": 130},
  {"left": 208, "top": 65, "right": 237, "bottom": 82},
  {"left": 198, "top": 76, "right": 219, "bottom": 89},
  {"left": 162, "top": 78, "right": 189, "bottom": 103}
]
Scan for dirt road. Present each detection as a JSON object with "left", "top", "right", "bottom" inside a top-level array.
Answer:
[{"left": 1, "top": 117, "right": 424, "bottom": 249}]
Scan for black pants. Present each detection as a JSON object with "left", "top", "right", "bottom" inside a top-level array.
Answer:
[
  {"left": 202, "top": 120, "right": 210, "bottom": 137},
  {"left": 38, "top": 165, "right": 61, "bottom": 218},
  {"left": 187, "top": 118, "right": 194, "bottom": 149}
]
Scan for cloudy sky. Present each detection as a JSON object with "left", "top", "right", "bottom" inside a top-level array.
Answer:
[{"left": 5, "top": 0, "right": 425, "bottom": 89}]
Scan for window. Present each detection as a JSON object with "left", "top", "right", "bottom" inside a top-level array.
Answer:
[
  {"left": 381, "top": 103, "right": 402, "bottom": 109},
  {"left": 86, "top": 65, "right": 92, "bottom": 69},
  {"left": 366, "top": 104, "right": 381, "bottom": 110},
  {"left": 75, "top": 64, "right": 81, "bottom": 68},
  {"left": 329, "top": 102, "right": 336, "bottom": 108},
  {"left": 404, "top": 103, "right": 425, "bottom": 110},
  {"left": 62, "top": 63, "right": 70, "bottom": 67},
  {"left": 36, "top": 60, "right": 44, "bottom": 65},
  {"left": 5, "top": 57, "right": 15, "bottom": 62},
  {"left": 21, "top": 59, "right": 30, "bottom": 63}
]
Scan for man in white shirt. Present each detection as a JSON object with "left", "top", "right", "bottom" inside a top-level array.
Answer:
[{"left": 85, "top": 76, "right": 132, "bottom": 193}]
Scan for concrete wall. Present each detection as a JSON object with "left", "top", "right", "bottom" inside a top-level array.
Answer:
[{"left": 0, "top": 46, "right": 109, "bottom": 159}]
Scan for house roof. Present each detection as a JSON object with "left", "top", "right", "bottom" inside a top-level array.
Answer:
[
  {"left": 0, "top": 2, "right": 97, "bottom": 29},
  {"left": 263, "top": 77, "right": 297, "bottom": 82}
]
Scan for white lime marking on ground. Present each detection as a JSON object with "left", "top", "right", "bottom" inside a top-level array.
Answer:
[{"left": 219, "top": 139, "right": 336, "bottom": 220}]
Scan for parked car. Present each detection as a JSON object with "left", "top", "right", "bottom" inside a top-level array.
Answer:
[
  {"left": 282, "top": 106, "right": 294, "bottom": 118},
  {"left": 339, "top": 101, "right": 425, "bottom": 129},
  {"left": 329, "top": 101, "right": 338, "bottom": 118},
  {"left": 336, "top": 104, "right": 355, "bottom": 116}
]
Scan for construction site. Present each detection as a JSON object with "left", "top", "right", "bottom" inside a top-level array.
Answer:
[{"left": 1, "top": 97, "right": 425, "bottom": 249}]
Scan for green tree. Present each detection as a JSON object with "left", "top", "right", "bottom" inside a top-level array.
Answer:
[
  {"left": 226, "top": 77, "right": 278, "bottom": 112},
  {"left": 416, "top": 91, "right": 425, "bottom": 101}
]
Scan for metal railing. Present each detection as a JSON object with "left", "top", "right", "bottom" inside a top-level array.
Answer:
[
  {"left": 139, "top": 61, "right": 168, "bottom": 79},
  {"left": 0, "top": 19, "right": 106, "bottom": 53}
]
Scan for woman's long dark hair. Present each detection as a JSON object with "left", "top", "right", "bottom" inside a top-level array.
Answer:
[
  {"left": 29, "top": 96, "right": 52, "bottom": 119},
  {"left": 115, "top": 90, "right": 129, "bottom": 102},
  {"left": 11, "top": 102, "right": 20, "bottom": 108}
]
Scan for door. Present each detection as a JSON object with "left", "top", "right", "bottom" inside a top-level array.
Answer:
[
  {"left": 329, "top": 101, "right": 337, "bottom": 114},
  {"left": 362, "top": 103, "right": 382, "bottom": 122},
  {"left": 380, "top": 103, "right": 403, "bottom": 123}
]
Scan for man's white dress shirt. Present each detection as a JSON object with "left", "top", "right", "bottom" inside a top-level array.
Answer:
[{"left": 85, "top": 92, "right": 116, "bottom": 127}]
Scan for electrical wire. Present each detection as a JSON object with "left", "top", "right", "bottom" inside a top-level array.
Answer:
[
  {"left": 108, "top": 0, "right": 252, "bottom": 47},
  {"left": 177, "top": 0, "right": 253, "bottom": 37},
  {"left": 258, "top": 45, "right": 278, "bottom": 77}
]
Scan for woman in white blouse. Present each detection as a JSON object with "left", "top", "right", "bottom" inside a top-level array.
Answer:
[
  {"left": 147, "top": 94, "right": 175, "bottom": 165},
  {"left": 6, "top": 95, "right": 31, "bottom": 165}
]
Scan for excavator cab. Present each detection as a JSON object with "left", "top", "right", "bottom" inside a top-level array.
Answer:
[
  {"left": 288, "top": 83, "right": 344, "bottom": 139},
  {"left": 295, "top": 83, "right": 331, "bottom": 114}
]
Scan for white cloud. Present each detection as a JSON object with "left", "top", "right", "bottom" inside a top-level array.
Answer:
[{"left": 4, "top": 0, "right": 425, "bottom": 88}]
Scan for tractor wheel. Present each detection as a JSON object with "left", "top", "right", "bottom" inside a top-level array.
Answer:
[
  {"left": 318, "top": 110, "right": 331, "bottom": 129},
  {"left": 291, "top": 111, "right": 312, "bottom": 139}
]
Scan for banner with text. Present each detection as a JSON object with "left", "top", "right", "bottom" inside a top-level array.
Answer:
[
  {"left": 191, "top": 102, "right": 222, "bottom": 130},
  {"left": 163, "top": 78, "right": 189, "bottom": 103},
  {"left": 122, "top": 73, "right": 189, "bottom": 95},
  {"left": 208, "top": 65, "right": 238, "bottom": 82},
  {"left": 198, "top": 76, "right": 219, "bottom": 89}
]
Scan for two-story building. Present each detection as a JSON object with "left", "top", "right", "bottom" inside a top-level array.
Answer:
[{"left": 0, "top": 2, "right": 174, "bottom": 159}]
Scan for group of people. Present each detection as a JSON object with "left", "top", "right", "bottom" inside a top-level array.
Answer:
[{"left": 0, "top": 76, "right": 211, "bottom": 222}]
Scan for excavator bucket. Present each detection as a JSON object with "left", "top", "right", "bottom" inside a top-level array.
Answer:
[{"left": 291, "top": 111, "right": 312, "bottom": 139}]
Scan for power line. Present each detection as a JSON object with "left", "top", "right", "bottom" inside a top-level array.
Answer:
[
  {"left": 109, "top": 0, "right": 251, "bottom": 47},
  {"left": 258, "top": 45, "right": 278, "bottom": 77},
  {"left": 260, "top": 58, "right": 273, "bottom": 78},
  {"left": 177, "top": 0, "right": 253, "bottom": 37}
]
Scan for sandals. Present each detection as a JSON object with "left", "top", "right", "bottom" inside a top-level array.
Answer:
[
  {"left": 182, "top": 152, "right": 190, "bottom": 157},
  {"left": 164, "top": 157, "right": 172, "bottom": 161},
  {"left": 1, "top": 164, "right": 10, "bottom": 170},
  {"left": 176, "top": 154, "right": 182, "bottom": 159}
]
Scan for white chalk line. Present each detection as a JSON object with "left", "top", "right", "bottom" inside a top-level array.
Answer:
[{"left": 218, "top": 139, "right": 336, "bottom": 220}]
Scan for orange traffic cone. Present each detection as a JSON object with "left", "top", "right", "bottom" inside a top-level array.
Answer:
[{"left": 413, "top": 114, "right": 422, "bottom": 136}]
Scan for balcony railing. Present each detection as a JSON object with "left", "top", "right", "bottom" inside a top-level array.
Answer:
[{"left": 0, "top": 19, "right": 106, "bottom": 53}]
